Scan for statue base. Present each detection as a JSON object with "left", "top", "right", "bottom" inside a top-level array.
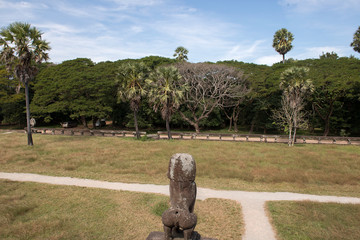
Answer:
[{"left": 146, "top": 231, "right": 217, "bottom": 240}]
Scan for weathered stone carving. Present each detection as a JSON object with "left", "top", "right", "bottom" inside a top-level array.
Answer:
[
  {"left": 146, "top": 153, "right": 217, "bottom": 240},
  {"left": 162, "top": 153, "right": 198, "bottom": 240}
]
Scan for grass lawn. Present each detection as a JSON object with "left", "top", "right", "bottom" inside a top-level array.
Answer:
[
  {"left": 267, "top": 201, "right": 360, "bottom": 240},
  {"left": 0, "top": 180, "right": 243, "bottom": 240},
  {"left": 1, "top": 132, "right": 360, "bottom": 197}
]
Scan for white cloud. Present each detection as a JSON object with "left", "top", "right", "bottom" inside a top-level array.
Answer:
[
  {"left": 130, "top": 26, "right": 143, "bottom": 33},
  {"left": 0, "top": 0, "right": 42, "bottom": 9},
  {"left": 38, "top": 23, "right": 79, "bottom": 34},
  {"left": 255, "top": 55, "right": 283, "bottom": 66},
  {"left": 222, "top": 40, "right": 266, "bottom": 61},
  {"left": 107, "top": 0, "right": 163, "bottom": 10},
  {"left": 278, "top": 0, "right": 360, "bottom": 13},
  {"left": 293, "top": 46, "right": 351, "bottom": 59}
]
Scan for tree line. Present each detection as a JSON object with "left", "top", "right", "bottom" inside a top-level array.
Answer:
[
  {"left": 1, "top": 22, "right": 360, "bottom": 146},
  {"left": 1, "top": 55, "right": 360, "bottom": 137}
]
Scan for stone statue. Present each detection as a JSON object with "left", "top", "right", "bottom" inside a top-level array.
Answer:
[
  {"left": 162, "top": 153, "right": 198, "bottom": 240},
  {"left": 146, "top": 153, "right": 217, "bottom": 240}
]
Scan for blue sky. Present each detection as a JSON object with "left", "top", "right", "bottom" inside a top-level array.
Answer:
[{"left": 0, "top": 0, "right": 359, "bottom": 65}]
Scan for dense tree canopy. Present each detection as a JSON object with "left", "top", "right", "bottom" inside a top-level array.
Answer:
[
  {"left": 31, "top": 58, "right": 115, "bottom": 127},
  {"left": 2, "top": 53, "right": 359, "bottom": 137}
]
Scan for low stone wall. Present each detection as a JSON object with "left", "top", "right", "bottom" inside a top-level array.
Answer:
[
  {"left": 156, "top": 131, "right": 360, "bottom": 145},
  {"left": 27, "top": 128, "right": 360, "bottom": 145},
  {"left": 30, "top": 128, "right": 146, "bottom": 138}
]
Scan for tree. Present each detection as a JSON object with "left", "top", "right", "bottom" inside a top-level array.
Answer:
[
  {"left": 350, "top": 26, "right": 360, "bottom": 54},
  {"left": 272, "top": 28, "right": 294, "bottom": 64},
  {"left": 31, "top": 59, "right": 115, "bottom": 128},
  {"left": 319, "top": 51, "right": 339, "bottom": 60},
  {"left": 117, "top": 62, "right": 150, "bottom": 139},
  {"left": 307, "top": 57, "right": 360, "bottom": 136},
  {"left": 173, "top": 46, "right": 188, "bottom": 62},
  {"left": 176, "top": 63, "right": 248, "bottom": 133},
  {"left": 147, "top": 66, "right": 185, "bottom": 139},
  {"left": 273, "top": 67, "right": 313, "bottom": 146},
  {"left": 0, "top": 22, "right": 50, "bottom": 146},
  {"left": 0, "top": 65, "right": 25, "bottom": 125}
]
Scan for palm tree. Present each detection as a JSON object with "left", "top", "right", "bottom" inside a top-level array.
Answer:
[
  {"left": 117, "top": 62, "right": 149, "bottom": 139},
  {"left": 350, "top": 26, "right": 360, "bottom": 54},
  {"left": 146, "top": 66, "right": 186, "bottom": 139},
  {"left": 278, "top": 67, "right": 313, "bottom": 146},
  {"left": 173, "top": 46, "right": 188, "bottom": 62},
  {"left": 0, "top": 22, "right": 50, "bottom": 146},
  {"left": 272, "top": 28, "right": 294, "bottom": 63}
]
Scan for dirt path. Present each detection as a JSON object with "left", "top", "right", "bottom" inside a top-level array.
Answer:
[{"left": 1, "top": 172, "right": 360, "bottom": 240}]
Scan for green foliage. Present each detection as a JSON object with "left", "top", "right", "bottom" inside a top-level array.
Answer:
[
  {"left": 279, "top": 67, "right": 313, "bottom": 92},
  {"left": 147, "top": 65, "right": 186, "bottom": 137},
  {"left": 0, "top": 66, "right": 25, "bottom": 124},
  {"left": 350, "top": 26, "right": 360, "bottom": 54},
  {"left": 0, "top": 22, "right": 50, "bottom": 145},
  {"left": 117, "top": 62, "right": 150, "bottom": 111},
  {"left": 31, "top": 58, "right": 115, "bottom": 125},
  {"left": 319, "top": 51, "right": 339, "bottom": 59},
  {"left": 147, "top": 66, "right": 185, "bottom": 120},
  {"left": 173, "top": 46, "right": 189, "bottom": 62},
  {"left": 272, "top": 28, "right": 294, "bottom": 63}
]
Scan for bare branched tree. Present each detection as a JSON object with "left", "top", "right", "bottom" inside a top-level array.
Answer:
[
  {"left": 176, "top": 62, "right": 248, "bottom": 133},
  {"left": 272, "top": 67, "right": 313, "bottom": 146}
]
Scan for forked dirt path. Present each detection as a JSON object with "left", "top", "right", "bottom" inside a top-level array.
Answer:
[{"left": 1, "top": 172, "right": 360, "bottom": 240}]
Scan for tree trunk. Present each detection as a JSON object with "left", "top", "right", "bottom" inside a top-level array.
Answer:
[
  {"left": 282, "top": 54, "right": 285, "bottom": 64},
  {"left": 133, "top": 109, "right": 140, "bottom": 139},
  {"left": 292, "top": 127, "right": 297, "bottom": 146},
  {"left": 249, "top": 112, "right": 258, "bottom": 134},
  {"left": 194, "top": 122, "right": 200, "bottom": 133},
  {"left": 234, "top": 120, "right": 238, "bottom": 133},
  {"left": 92, "top": 117, "right": 97, "bottom": 129},
  {"left": 323, "top": 118, "right": 330, "bottom": 137},
  {"left": 288, "top": 126, "right": 292, "bottom": 147},
  {"left": 25, "top": 82, "right": 33, "bottom": 146},
  {"left": 81, "top": 116, "right": 88, "bottom": 128},
  {"left": 228, "top": 117, "right": 233, "bottom": 131},
  {"left": 166, "top": 113, "right": 172, "bottom": 140}
]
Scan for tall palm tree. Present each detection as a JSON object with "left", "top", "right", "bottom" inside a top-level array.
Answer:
[
  {"left": 117, "top": 62, "right": 149, "bottom": 139},
  {"left": 272, "top": 28, "right": 294, "bottom": 64},
  {"left": 146, "top": 66, "right": 186, "bottom": 139},
  {"left": 173, "top": 46, "right": 188, "bottom": 62},
  {"left": 0, "top": 22, "right": 50, "bottom": 146}
]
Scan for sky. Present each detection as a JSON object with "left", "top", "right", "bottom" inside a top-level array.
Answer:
[{"left": 0, "top": 0, "right": 359, "bottom": 65}]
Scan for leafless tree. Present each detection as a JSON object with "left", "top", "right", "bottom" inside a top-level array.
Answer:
[
  {"left": 176, "top": 62, "right": 249, "bottom": 133},
  {"left": 273, "top": 90, "right": 308, "bottom": 146},
  {"left": 272, "top": 67, "right": 313, "bottom": 146}
]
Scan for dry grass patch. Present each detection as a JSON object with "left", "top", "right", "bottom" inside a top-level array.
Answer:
[
  {"left": 0, "top": 180, "right": 243, "bottom": 240},
  {"left": 267, "top": 201, "right": 360, "bottom": 240},
  {"left": 1, "top": 133, "right": 360, "bottom": 197}
]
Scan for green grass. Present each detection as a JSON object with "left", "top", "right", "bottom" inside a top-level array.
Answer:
[
  {"left": 1, "top": 132, "right": 360, "bottom": 197},
  {"left": 0, "top": 180, "right": 243, "bottom": 240},
  {"left": 267, "top": 201, "right": 360, "bottom": 240}
]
